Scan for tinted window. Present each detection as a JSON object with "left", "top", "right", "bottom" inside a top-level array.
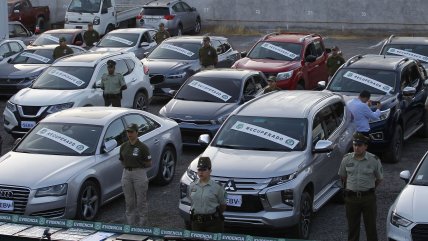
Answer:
[
  {"left": 313, "top": 40, "right": 324, "bottom": 57},
  {"left": 104, "top": 119, "right": 127, "bottom": 146},
  {"left": 143, "top": 7, "right": 170, "bottom": 15},
  {"left": 312, "top": 114, "right": 325, "bottom": 145},
  {"left": 125, "top": 59, "right": 135, "bottom": 72},
  {"left": 32, "top": 33, "right": 74, "bottom": 46},
  {"left": 331, "top": 102, "right": 345, "bottom": 125},
  {"left": 115, "top": 59, "right": 130, "bottom": 75},
  {"left": 123, "top": 114, "right": 158, "bottom": 135},
  {"left": 32, "top": 66, "right": 94, "bottom": 90},
  {"left": 252, "top": 75, "right": 268, "bottom": 89},
  {"left": 172, "top": 3, "right": 184, "bottom": 12},
  {"left": 11, "top": 49, "right": 53, "bottom": 64},
  {"left": 211, "top": 40, "right": 223, "bottom": 54},
  {"left": 148, "top": 41, "right": 200, "bottom": 60},
  {"left": 248, "top": 41, "right": 302, "bottom": 61},
  {"left": 180, "top": 2, "right": 192, "bottom": 11},
  {"left": 318, "top": 106, "right": 338, "bottom": 138},
  {"left": 381, "top": 44, "right": 428, "bottom": 63},
  {"left": 68, "top": 0, "right": 101, "bottom": 13},
  {"left": 97, "top": 33, "right": 139, "bottom": 47},
  {"left": 305, "top": 43, "right": 317, "bottom": 58}
]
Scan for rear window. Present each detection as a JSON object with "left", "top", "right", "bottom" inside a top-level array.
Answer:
[{"left": 142, "top": 7, "right": 170, "bottom": 15}]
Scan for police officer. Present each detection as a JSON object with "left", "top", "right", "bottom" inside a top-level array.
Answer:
[
  {"left": 338, "top": 132, "right": 383, "bottom": 241},
  {"left": 119, "top": 123, "right": 152, "bottom": 226},
  {"left": 189, "top": 157, "right": 227, "bottom": 232},
  {"left": 154, "top": 23, "right": 170, "bottom": 44},
  {"left": 199, "top": 36, "right": 218, "bottom": 70},
  {"left": 100, "top": 60, "right": 127, "bottom": 107},
  {"left": 53, "top": 37, "right": 74, "bottom": 59},
  {"left": 83, "top": 23, "right": 100, "bottom": 49},
  {"left": 263, "top": 76, "right": 281, "bottom": 94},
  {"left": 327, "top": 46, "right": 345, "bottom": 79}
]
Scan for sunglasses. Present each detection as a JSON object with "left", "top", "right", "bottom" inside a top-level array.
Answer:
[{"left": 197, "top": 168, "right": 208, "bottom": 172}]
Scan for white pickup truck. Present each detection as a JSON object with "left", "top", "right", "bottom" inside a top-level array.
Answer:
[{"left": 64, "top": 0, "right": 146, "bottom": 35}]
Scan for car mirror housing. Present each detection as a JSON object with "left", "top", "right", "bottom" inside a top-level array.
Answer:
[
  {"left": 150, "top": 74, "right": 164, "bottom": 85},
  {"left": 317, "top": 81, "right": 326, "bottom": 90},
  {"left": 198, "top": 134, "right": 211, "bottom": 147},
  {"left": 7, "top": 58, "right": 13, "bottom": 63},
  {"left": 240, "top": 51, "right": 247, "bottom": 58},
  {"left": 103, "top": 139, "right": 117, "bottom": 153},
  {"left": 313, "top": 140, "right": 334, "bottom": 153},
  {"left": 399, "top": 170, "right": 411, "bottom": 183},
  {"left": 94, "top": 80, "right": 101, "bottom": 88},
  {"left": 305, "top": 55, "right": 317, "bottom": 63},
  {"left": 402, "top": 86, "right": 416, "bottom": 96},
  {"left": 140, "top": 42, "right": 149, "bottom": 47}
]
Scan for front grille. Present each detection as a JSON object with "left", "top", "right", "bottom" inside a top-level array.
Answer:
[
  {"left": 0, "top": 185, "right": 30, "bottom": 215},
  {"left": 20, "top": 106, "right": 42, "bottom": 116},
  {"left": 31, "top": 208, "right": 65, "bottom": 218},
  {"left": 180, "top": 129, "right": 211, "bottom": 144},
  {"left": 412, "top": 224, "right": 428, "bottom": 241}
]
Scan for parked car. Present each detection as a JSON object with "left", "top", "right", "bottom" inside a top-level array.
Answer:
[
  {"left": 8, "top": 0, "right": 50, "bottom": 32},
  {"left": 387, "top": 150, "right": 428, "bottom": 241},
  {"left": 0, "top": 45, "right": 86, "bottom": 97},
  {"left": 0, "top": 107, "right": 182, "bottom": 220},
  {"left": 136, "top": 0, "right": 201, "bottom": 36},
  {"left": 232, "top": 32, "right": 329, "bottom": 90},
  {"left": 142, "top": 36, "right": 241, "bottom": 96},
  {"left": 0, "top": 39, "right": 26, "bottom": 64},
  {"left": 4, "top": 51, "right": 163, "bottom": 138},
  {"left": 29, "top": 29, "right": 86, "bottom": 48},
  {"left": 179, "top": 91, "right": 354, "bottom": 239},
  {"left": 320, "top": 54, "right": 428, "bottom": 163},
  {"left": 8, "top": 21, "right": 35, "bottom": 45},
  {"left": 91, "top": 28, "right": 157, "bottom": 59},
  {"left": 159, "top": 69, "right": 268, "bottom": 145}
]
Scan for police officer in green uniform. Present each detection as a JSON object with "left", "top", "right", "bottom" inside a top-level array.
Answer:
[
  {"left": 199, "top": 36, "right": 218, "bottom": 70},
  {"left": 338, "top": 133, "right": 383, "bottom": 241},
  {"left": 154, "top": 23, "right": 170, "bottom": 45},
  {"left": 100, "top": 60, "right": 127, "bottom": 107},
  {"left": 83, "top": 23, "right": 100, "bottom": 49},
  {"left": 53, "top": 37, "right": 74, "bottom": 59},
  {"left": 263, "top": 76, "right": 281, "bottom": 94},
  {"left": 188, "top": 157, "right": 227, "bottom": 232},
  {"left": 327, "top": 46, "right": 345, "bottom": 79},
  {"left": 119, "top": 123, "right": 152, "bottom": 226}
]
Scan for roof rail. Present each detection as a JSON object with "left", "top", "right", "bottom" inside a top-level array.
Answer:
[
  {"left": 262, "top": 32, "right": 280, "bottom": 40},
  {"left": 387, "top": 34, "right": 395, "bottom": 44},
  {"left": 299, "top": 34, "right": 316, "bottom": 42},
  {"left": 394, "top": 57, "right": 409, "bottom": 68},
  {"left": 345, "top": 55, "right": 364, "bottom": 66},
  {"left": 94, "top": 51, "right": 126, "bottom": 65}
]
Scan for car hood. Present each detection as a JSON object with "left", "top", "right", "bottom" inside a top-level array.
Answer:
[
  {"left": 233, "top": 57, "right": 300, "bottom": 72},
  {"left": 0, "top": 152, "right": 94, "bottom": 188},
  {"left": 164, "top": 99, "right": 237, "bottom": 119},
  {"left": 333, "top": 91, "right": 395, "bottom": 110},
  {"left": 91, "top": 46, "right": 134, "bottom": 52},
  {"left": 142, "top": 58, "right": 194, "bottom": 74},
  {"left": 190, "top": 147, "right": 305, "bottom": 178},
  {"left": 11, "top": 88, "right": 82, "bottom": 106},
  {"left": 0, "top": 64, "right": 48, "bottom": 79},
  {"left": 393, "top": 185, "right": 428, "bottom": 223}
]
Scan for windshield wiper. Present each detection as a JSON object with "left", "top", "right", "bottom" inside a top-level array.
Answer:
[{"left": 213, "top": 144, "right": 241, "bottom": 149}]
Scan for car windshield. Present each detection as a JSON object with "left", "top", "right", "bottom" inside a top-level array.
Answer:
[
  {"left": 15, "top": 123, "right": 102, "bottom": 156},
  {"left": 32, "top": 33, "right": 74, "bottom": 46},
  {"left": 68, "top": 0, "right": 101, "bottom": 13},
  {"left": 11, "top": 49, "right": 53, "bottom": 64},
  {"left": 248, "top": 41, "right": 302, "bottom": 61},
  {"left": 381, "top": 44, "right": 428, "bottom": 63},
  {"left": 175, "top": 76, "right": 242, "bottom": 103},
  {"left": 411, "top": 154, "right": 428, "bottom": 186},
  {"left": 327, "top": 68, "right": 397, "bottom": 95},
  {"left": 32, "top": 66, "right": 94, "bottom": 90},
  {"left": 97, "top": 33, "right": 139, "bottom": 47},
  {"left": 148, "top": 41, "right": 200, "bottom": 60},
  {"left": 212, "top": 116, "right": 307, "bottom": 151}
]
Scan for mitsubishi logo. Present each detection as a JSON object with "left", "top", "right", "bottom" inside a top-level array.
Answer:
[
  {"left": 224, "top": 180, "right": 237, "bottom": 192},
  {"left": 0, "top": 189, "right": 13, "bottom": 199}
]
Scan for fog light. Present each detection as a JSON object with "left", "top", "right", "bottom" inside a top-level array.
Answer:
[
  {"left": 370, "top": 132, "right": 384, "bottom": 140},
  {"left": 281, "top": 189, "right": 294, "bottom": 206}
]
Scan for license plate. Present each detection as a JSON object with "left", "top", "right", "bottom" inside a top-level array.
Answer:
[
  {"left": 21, "top": 121, "right": 36, "bottom": 129},
  {"left": 0, "top": 199, "right": 14, "bottom": 211},
  {"left": 144, "top": 18, "right": 159, "bottom": 23},
  {"left": 75, "top": 26, "right": 82, "bottom": 29},
  {"left": 226, "top": 194, "right": 242, "bottom": 207}
]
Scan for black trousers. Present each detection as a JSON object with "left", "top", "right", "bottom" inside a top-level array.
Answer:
[
  {"left": 345, "top": 192, "right": 378, "bottom": 241},
  {"left": 104, "top": 94, "right": 121, "bottom": 107}
]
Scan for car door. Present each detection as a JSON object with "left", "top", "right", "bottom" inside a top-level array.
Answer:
[
  {"left": 100, "top": 0, "right": 115, "bottom": 33},
  {"left": 114, "top": 59, "right": 135, "bottom": 107},
  {"left": 211, "top": 40, "right": 228, "bottom": 68},
  {"left": 135, "top": 31, "right": 156, "bottom": 59},
  {"left": 313, "top": 40, "right": 329, "bottom": 85},
  {"left": 0, "top": 43, "right": 12, "bottom": 64},
  {"left": 219, "top": 40, "right": 239, "bottom": 67},
  {"left": 303, "top": 42, "right": 319, "bottom": 89},
  {"left": 171, "top": 3, "right": 186, "bottom": 31},
  {"left": 179, "top": 2, "right": 196, "bottom": 31}
]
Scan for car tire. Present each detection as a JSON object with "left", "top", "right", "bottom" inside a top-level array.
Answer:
[
  {"left": 133, "top": 91, "right": 149, "bottom": 111},
  {"left": 76, "top": 180, "right": 100, "bottom": 221},
  {"left": 293, "top": 191, "right": 312, "bottom": 239},
  {"left": 176, "top": 24, "right": 183, "bottom": 36},
  {"left": 153, "top": 146, "right": 176, "bottom": 186},
  {"left": 193, "top": 18, "right": 201, "bottom": 34},
  {"left": 37, "top": 16, "right": 47, "bottom": 32},
  {"left": 383, "top": 125, "right": 403, "bottom": 163}
]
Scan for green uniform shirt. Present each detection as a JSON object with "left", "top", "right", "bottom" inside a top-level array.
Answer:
[
  {"left": 199, "top": 45, "right": 218, "bottom": 67},
  {"left": 189, "top": 179, "right": 227, "bottom": 215},
  {"left": 154, "top": 30, "right": 170, "bottom": 44},
  {"left": 338, "top": 152, "right": 383, "bottom": 191},
  {"left": 100, "top": 73, "right": 126, "bottom": 95},
  {"left": 83, "top": 30, "right": 100, "bottom": 47},
  {"left": 53, "top": 46, "right": 74, "bottom": 59},
  {"left": 119, "top": 139, "right": 151, "bottom": 168},
  {"left": 327, "top": 54, "right": 345, "bottom": 76}
]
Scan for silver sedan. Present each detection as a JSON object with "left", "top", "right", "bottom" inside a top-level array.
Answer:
[{"left": 0, "top": 107, "right": 182, "bottom": 221}]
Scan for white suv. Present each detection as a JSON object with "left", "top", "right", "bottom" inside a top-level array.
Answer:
[{"left": 4, "top": 51, "right": 161, "bottom": 138}]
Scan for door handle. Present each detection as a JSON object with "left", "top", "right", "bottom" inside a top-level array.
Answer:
[
  {"left": 132, "top": 78, "right": 137, "bottom": 82},
  {"left": 154, "top": 139, "right": 160, "bottom": 144}
]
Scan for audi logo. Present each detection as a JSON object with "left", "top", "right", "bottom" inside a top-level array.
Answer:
[{"left": 0, "top": 190, "right": 13, "bottom": 199}]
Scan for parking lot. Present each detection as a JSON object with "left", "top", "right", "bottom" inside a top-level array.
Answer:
[{"left": 1, "top": 34, "right": 427, "bottom": 241}]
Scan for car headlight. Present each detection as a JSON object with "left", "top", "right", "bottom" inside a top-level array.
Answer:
[
  {"left": 276, "top": 70, "right": 294, "bottom": 80},
  {"left": 93, "top": 17, "right": 100, "bottom": 25},
  {"left": 47, "top": 102, "right": 74, "bottom": 114},
  {"left": 186, "top": 168, "right": 197, "bottom": 181},
  {"left": 35, "top": 184, "right": 68, "bottom": 197},
  {"left": 167, "top": 71, "right": 186, "bottom": 79},
  {"left": 268, "top": 171, "right": 298, "bottom": 186},
  {"left": 6, "top": 101, "right": 17, "bottom": 112},
  {"left": 369, "top": 108, "right": 391, "bottom": 123},
  {"left": 211, "top": 113, "right": 230, "bottom": 125},
  {"left": 391, "top": 212, "right": 412, "bottom": 228}
]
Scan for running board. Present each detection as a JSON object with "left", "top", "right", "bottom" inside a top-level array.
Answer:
[
  {"left": 313, "top": 181, "right": 341, "bottom": 212},
  {"left": 403, "top": 123, "right": 424, "bottom": 140}
]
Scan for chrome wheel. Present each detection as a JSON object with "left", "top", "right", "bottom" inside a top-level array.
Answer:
[
  {"left": 194, "top": 20, "right": 201, "bottom": 34},
  {"left": 154, "top": 146, "right": 176, "bottom": 185},
  {"left": 133, "top": 92, "right": 148, "bottom": 111},
  {"left": 77, "top": 181, "right": 100, "bottom": 221}
]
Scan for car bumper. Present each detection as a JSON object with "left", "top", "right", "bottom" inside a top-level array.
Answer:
[
  {"left": 386, "top": 221, "right": 412, "bottom": 241},
  {"left": 177, "top": 123, "right": 220, "bottom": 146},
  {"left": 3, "top": 107, "right": 48, "bottom": 136}
]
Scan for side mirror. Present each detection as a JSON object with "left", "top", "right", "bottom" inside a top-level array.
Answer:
[
  {"left": 0, "top": 56, "right": 4, "bottom": 62},
  {"left": 140, "top": 42, "right": 149, "bottom": 47},
  {"left": 7, "top": 58, "right": 13, "bottom": 63},
  {"left": 101, "top": 8, "right": 108, "bottom": 14},
  {"left": 13, "top": 138, "right": 22, "bottom": 147},
  {"left": 103, "top": 139, "right": 117, "bottom": 153},
  {"left": 399, "top": 170, "right": 411, "bottom": 183},
  {"left": 313, "top": 140, "right": 334, "bottom": 153},
  {"left": 317, "top": 81, "right": 326, "bottom": 90},
  {"left": 143, "top": 51, "right": 149, "bottom": 58},
  {"left": 198, "top": 134, "right": 211, "bottom": 147},
  {"left": 305, "top": 55, "right": 317, "bottom": 63},
  {"left": 74, "top": 40, "right": 83, "bottom": 46},
  {"left": 94, "top": 80, "right": 101, "bottom": 88},
  {"left": 14, "top": 9, "right": 20, "bottom": 14},
  {"left": 150, "top": 74, "right": 164, "bottom": 85},
  {"left": 240, "top": 51, "right": 247, "bottom": 58},
  {"left": 402, "top": 86, "right": 416, "bottom": 96},
  {"left": 168, "top": 90, "right": 177, "bottom": 96}
]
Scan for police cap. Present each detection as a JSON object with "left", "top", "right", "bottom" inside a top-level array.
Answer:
[
  {"left": 126, "top": 123, "right": 139, "bottom": 132},
  {"left": 107, "top": 59, "right": 116, "bottom": 67},
  {"left": 59, "top": 37, "right": 67, "bottom": 42},
  {"left": 353, "top": 132, "right": 370, "bottom": 145},
  {"left": 197, "top": 157, "right": 211, "bottom": 170}
]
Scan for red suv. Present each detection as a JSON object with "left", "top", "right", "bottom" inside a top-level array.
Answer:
[{"left": 232, "top": 32, "right": 329, "bottom": 90}]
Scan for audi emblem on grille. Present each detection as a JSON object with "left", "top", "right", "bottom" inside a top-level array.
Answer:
[{"left": 0, "top": 189, "right": 13, "bottom": 198}]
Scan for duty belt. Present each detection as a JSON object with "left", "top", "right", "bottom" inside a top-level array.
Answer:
[
  {"left": 346, "top": 189, "right": 375, "bottom": 198},
  {"left": 192, "top": 213, "right": 217, "bottom": 223}
]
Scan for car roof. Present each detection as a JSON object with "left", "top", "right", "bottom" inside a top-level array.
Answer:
[
  {"left": 108, "top": 28, "right": 155, "bottom": 34},
  {"left": 387, "top": 36, "right": 428, "bottom": 45},
  {"left": 53, "top": 52, "right": 130, "bottom": 67},
  {"left": 344, "top": 54, "right": 410, "bottom": 71},
  {"left": 262, "top": 32, "right": 321, "bottom": 44},
  {"left": 237, "top": 91, "right": 338, "bottom": 118},
  {"left": 194, "top": 68, "right": 261, "bottom": 79},
  {"left": 42, "top": 29, "right": 84, "bottom": 34},
  {"left": 166, "top": 36, "right": 227, "bottom": 43},
  {"left": 144, "top": 0, "right": 179, "bottom": 7}
]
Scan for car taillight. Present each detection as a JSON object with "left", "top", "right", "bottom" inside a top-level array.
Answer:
[
  {"left": 136, "top": 13, "right": 143, "bottom": 20},
  {"left": 144, "top": 65, "right": 149, "bottom": 75},
  {"left": 164, "top": 15, "right": 175, "bottom": 20}
]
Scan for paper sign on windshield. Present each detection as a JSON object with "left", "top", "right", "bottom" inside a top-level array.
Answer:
[
  {"left": 344, "top": 71, "right": 393, "bottom": 93},
  {"left": 43, "top": 35, "right": 60, "bottom": 43},
  {"left": 106, "top": 36, "right": 133, "bottom": 46},
  {"left": 36, "top": 128, "right": 89, "bottom": 154},
  {"left": 261, "top": 42, "right": 298, "bottom": 59},
  {"left": 20, "top": 52, "right": 50, "bottom": 63},
  {"left": 231, "top": 121, "right": 299, "bottom": 149},
  {"left": 188, "top": 80, "right": 231, "bottom": 101},
  {"left": 387, "top": 48, "right": 428, "bottom": 62},
  {"left": 48, "top": 69, "right": 85, "bottom": 87},
  {"left": 161, "top": 44, "right": 194, "bottom": 57}
]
